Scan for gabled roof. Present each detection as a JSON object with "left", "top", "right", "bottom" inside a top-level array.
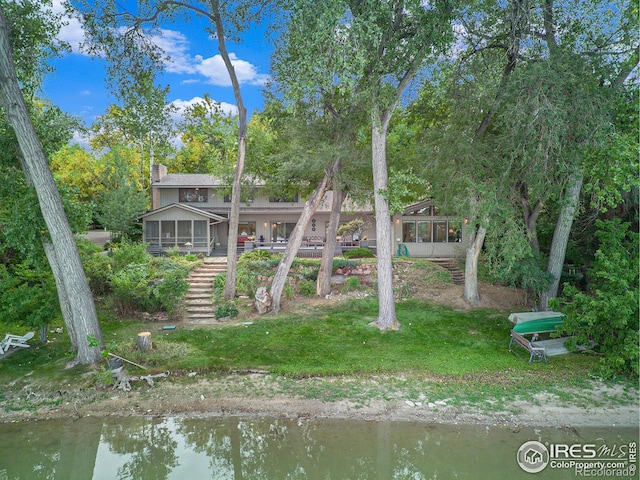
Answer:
[
  {"left": 403, "top": 199, "right": 434, "bottom": 215},
  {"left": 140, "top": 203, "right": 228, "bottom": 223},
  {"left": 154, "top": 173, "right": 223, "bottom": 188}
]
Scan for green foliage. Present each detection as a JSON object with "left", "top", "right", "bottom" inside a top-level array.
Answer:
[
  {"left": 332, "top": 258, "right": 360, "bottom": 272},
  {"left": 343, "top": 248, "right": 375, "bottom": 259},
  {"left": 213, "top": 272, "right": 226, "bottom": 296},
  {"left": 555, "top": 220, "right": 639, "bottom": 378},
  {"left": 343, "top": 276, "right": 360, "bottom": 291},
  {"left": 149, "top": 258, "right": 191, "bottom": 316},
  {"left": 79, "top": 240, "right": 192, "bottom": 316},
  {"left": 94, "top": 149, "right": 146, "bottom": 239},
  {"left": 297, "top": 278, "right": 316, "bottom": 297},
  {"left": 215, "top": 302, "right": 238, "bottom": 319},
  {"left": 109, "top": 239, "right": 151, "bottom": 271},
  {"left": 337, "top": 218, "right": 369, "bottom": 237},
  {"left": 0, "top": 263, "right": 60, "bottom": 331},
  {"left": 240, "top": 249, "right": 273, "bottom": 261},
  {"left": 108, "top": 263, "right": 152, "bottom": 315},
  {"left": 79, "top": 241, "right": 112, "bottom": 295}
]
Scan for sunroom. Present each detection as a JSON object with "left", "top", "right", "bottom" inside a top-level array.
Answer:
[{"left": 140, "top": 203, "right": 227, "bottom": 255}]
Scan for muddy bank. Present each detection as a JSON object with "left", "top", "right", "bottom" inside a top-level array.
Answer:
[{"left": 2, "top": 374, "right": 637, "bottom": 429}]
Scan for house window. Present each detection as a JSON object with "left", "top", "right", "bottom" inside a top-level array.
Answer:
[
  {"left": 402, "top": 221, "right": 416, "bottom": 242},
  {"left": 417, "top": 221, "right": 431, "bottom": 242},
  {"left": 223, "top": 194, "right": 231, "bottom": 202},
  {"left": 146, "top": 221, "right": 159, "bottom": 245},
  {"left": 179, "top": 188, "right": 207, "bottom": 203},
  {"left": 272, "top": 222, "right": 296, "bottom": 241},
  {"left": 433, "top": 221, "right": 448, "bottom": 243},
  {"left": 269, "top": 194, "right": 299, "bottom": 203},
  {"left": 238, "top": 222, "right": 256, "bottom": 237},
  {"left": 449, "top": 226, "right": 462, "bottom": 242}
]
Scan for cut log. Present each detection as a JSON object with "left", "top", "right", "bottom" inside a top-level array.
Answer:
[{"left": 137, "top": 331, "right": 152, "bottom": 352}]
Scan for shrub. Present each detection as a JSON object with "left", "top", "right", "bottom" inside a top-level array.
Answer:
[
  {"left": 299, "top": 266, "right": 319, "bottom": 281},
  {"left": 151, "top": 262, "right": 190, "bottom": 315},
  {"left": 344, "top": 276, "right": 360, "bottom": 290},
  {"left": 108, "top": 253, "right": 191, "bottom": 316},
  {"left": 240, "top": 249, "right": 272, "bottom": 261},
  {"left": 0, "top": 263, "right": 59, "bottom": 334},
  {"left": 109, "top": 263, "right": 152, "bottom": 315},
  {"left": 80, "top": 247, "right": 112, "bottom": 295},
  {"left": 555, "top": 219, "right": 639, "bottom": 378},
  {"left": 213, "top": 272, "right": 226, "bottom": 296},
  {"left": 109, "top": 240, "right": 150, "bottom": 271},
  {"left": 332, "top": 258, "right": 359, "bottom": 272},
  {"left": 297, "top": 278, "right": 316, "bottom": 297},
  {"left": 343, "top": 248, "right": 375, "bottom": 259},
  {"left": 215, "top": 301, "right": 238, "bottom": 319}
]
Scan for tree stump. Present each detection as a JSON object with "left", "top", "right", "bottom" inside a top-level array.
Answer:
[
  {"left": 255, "top": 287, "right": 272, "bottom": 314},
  {"left": 137, "top": 331, "right": 152, "bottom": 352}
]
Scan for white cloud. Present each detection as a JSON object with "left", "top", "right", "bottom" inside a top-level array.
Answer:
[
  {"left": 170, "top": 96, "right": 239, "bottom": 123},
  {"left": 50, "top": 0, "right": 87, "bottom": 54},
  {"left": 151, "top": 29, "right": 270, "bottom": 87},
  {"left": 69, "top": 130, "right": 92, "bottom": 150}
]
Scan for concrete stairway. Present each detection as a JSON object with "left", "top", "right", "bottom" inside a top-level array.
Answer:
[
  {"left": 185, "top": 258, "right": 227, "bottom": 324},
  {"left": 430, "top": 258, "right": 465, "bottom": 285}
]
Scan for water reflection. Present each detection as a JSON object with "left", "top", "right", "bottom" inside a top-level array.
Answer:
[{"left": 0, "top": 416, "right": 636, "bottom": 479}]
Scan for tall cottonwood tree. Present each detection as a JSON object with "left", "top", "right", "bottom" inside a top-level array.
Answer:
[
  {"left": 274, "top": 0, "right": 455, "bottom": 328},
  {"left": 75, "top": 0, "right": 272, "bottom": 300},
  {"left": 420, "top": 0, "right": 637, "bottom": 307},
  {"left": 0, "top": 3, "right": 103, "bottom": 364},
  {"left": 255, "top": 89, "right": 372, "bottom": 311}
]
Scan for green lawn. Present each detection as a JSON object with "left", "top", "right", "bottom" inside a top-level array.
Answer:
[{"left": 1, "top": 297, "right": 636, "bottom": 412}]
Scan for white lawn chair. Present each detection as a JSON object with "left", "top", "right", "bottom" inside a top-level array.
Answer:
[{"left": 0, "top": 331, "right": 35, "bottom": 355}]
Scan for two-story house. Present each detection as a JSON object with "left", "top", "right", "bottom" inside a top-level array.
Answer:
[{"left": 141, "top": 165, "right": 465, "bottom": 258}]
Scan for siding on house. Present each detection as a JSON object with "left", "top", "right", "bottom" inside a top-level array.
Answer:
[{"left": 144, "top": 166, "right": 465, "bottom": 257}]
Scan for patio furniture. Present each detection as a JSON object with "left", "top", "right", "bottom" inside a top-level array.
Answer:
[
  {"left": 0, "top": 331, "right": 34, "bottom": 355},
  {"left": 509, "top": 330, "right": 547, "bottom": 363}
]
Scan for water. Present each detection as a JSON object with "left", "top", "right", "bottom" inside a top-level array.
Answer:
[{"left": 0, "top": 416, "right": 636, "bottom": 479}]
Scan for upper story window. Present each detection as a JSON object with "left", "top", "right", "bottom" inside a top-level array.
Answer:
[
  {"left": 179, "top": 188, "right": 208, "bottom": 203},
  {"left": 269, "top": 194, "right": 299, "bottom": 203}
]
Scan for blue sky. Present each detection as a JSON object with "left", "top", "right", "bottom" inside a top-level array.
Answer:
[{"left": 41, "top": 0, "right": 273, "bottom": 143}]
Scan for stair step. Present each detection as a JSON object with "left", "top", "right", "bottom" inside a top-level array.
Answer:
[{"left": 182, "top": 258, "right": 228, "bottom": 324}]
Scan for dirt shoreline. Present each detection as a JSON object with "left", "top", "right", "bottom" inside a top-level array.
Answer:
[{"left": 3, "top": 375, "right": 638, "bottom": 429}]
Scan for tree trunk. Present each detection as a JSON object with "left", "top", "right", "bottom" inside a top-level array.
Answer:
[
  {"left": 209, "top": 0, "right": 248, "bottom": 302},
  {"left": 0, "top": 7, "right": 103, "bottom": 364},
  {"left": 317, "top": 185, "right": 346, "bottom": 297},
  {"left": 270, "top": 170, "right": 332, "bottom": 313},
  {"left": 43, "top": 242, "right": 78, "bottom": 350},
  {"left": 519, "top": 182, "right": 543, "bottom": 253},
  {"left": 463, "top": 225, "right": 486, "bottom": 306},
  {"left": 369, "top": 116, "right": 399, "bottom": 330},
  {"left": 539, "top": 170, "right": 584, "bottom": 310},
  {"left": 224, "top": 134, "right": 245, "bottom": 301}
]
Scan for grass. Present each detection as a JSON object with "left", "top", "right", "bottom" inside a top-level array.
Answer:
[{"left": 0, "top": 282, "right": 635, "bottom": 414}]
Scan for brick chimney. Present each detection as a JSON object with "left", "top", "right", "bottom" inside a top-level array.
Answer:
[
  {"left": 151, "top": 164, "right": 167, "bottom": 210},
  {"left": 152, "top": 164, "right": 167, "bottom": 183}
]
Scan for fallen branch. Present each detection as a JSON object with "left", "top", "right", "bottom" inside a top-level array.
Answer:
[
  {"left": 108, "top": 352, "right": 147, "bottom": 370},
  {"left": 112, "top": 370, "right": 170, "bottom": 391}
]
